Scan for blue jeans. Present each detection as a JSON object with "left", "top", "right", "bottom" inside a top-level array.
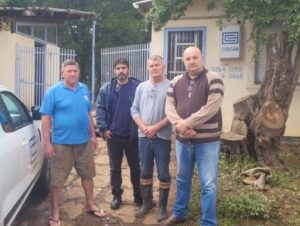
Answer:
[
  {"left": 173, "top": 140, "right": 220, "bottom": 226},
  {"left": 138, "top": 137, "right": 171, "bottom": 183}
]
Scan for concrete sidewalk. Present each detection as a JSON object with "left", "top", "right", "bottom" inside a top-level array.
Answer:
[{"left": 62, "top": 137, "right": 177, "bottom": 226}]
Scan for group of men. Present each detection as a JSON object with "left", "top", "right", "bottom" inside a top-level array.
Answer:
[{"left": 40, "top": 46, "right": 224, "bottom": 226}]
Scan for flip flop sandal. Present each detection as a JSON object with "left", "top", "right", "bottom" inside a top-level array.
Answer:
[
  {"left": 49, "top": 218, "right": 61, "bottom": 226},
  {"left": 86, "top": 209, "right": 108, "bottom": 218}
]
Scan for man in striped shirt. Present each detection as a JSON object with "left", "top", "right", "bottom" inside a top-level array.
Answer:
[{"left": 162, "top": 46, "right": 224, "bottom": 226}]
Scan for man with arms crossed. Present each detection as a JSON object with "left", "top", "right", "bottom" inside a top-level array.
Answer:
[
  {"left": 40, "top": 59, "right": 106, "bottom": 226},
  {"left": 162, "top": 46, "right": 224, "bottom": 226},
  {"left": 96, "top": 58, "right": 142, "bottom": 210},
  {"left": 131, "top": 55, "right": 172, "bottom": 222}
]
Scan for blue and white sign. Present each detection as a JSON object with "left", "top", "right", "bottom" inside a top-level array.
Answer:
[{"left": 220, "top": 25, "right": 241, "bottom": 59}]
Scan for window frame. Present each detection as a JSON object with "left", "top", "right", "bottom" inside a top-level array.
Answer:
[
  {"left": 0, "top": 91, "right": 32, "bottom": 131},
  {"left": 16, "top": 22, "right": 58, "bottom": 45},
  {"left": 254, "top": 26, "right": 299, "bottom": 85},
  {"left": 163, "top": 27, "right": 207, "bottom": 80}
]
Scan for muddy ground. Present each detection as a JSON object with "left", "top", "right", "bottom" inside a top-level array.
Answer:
[{"left": 11, "top": 139, "right": 300, "bottom": 226}]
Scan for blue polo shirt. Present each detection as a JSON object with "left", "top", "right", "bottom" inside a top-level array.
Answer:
[{"left": 40, "top": 81, "right": 92, "bottom": 144}]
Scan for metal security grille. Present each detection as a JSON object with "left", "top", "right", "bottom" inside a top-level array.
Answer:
[
  {"left": 254, "top": 24, "right": 299, "bottom": 84},
  {"left": 15, "top": 45, "right": 76, "bottom": 107},
  {"left": 100, "top": 43, "right": 151, "bottom": 85},
  {"left": 166, "top": 30, "right": 203, "bottom": 80},
  {"left": 255, "top": 43, "right": 298, "bottom": 84}
]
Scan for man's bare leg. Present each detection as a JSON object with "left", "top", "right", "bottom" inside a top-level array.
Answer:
[
  {"left": 81, "top": 177, "right": 97, "bottom": 210},
  {"left": 81, "top": 177, "right": 108, "bottom": 217},
  {"left": 50, "top": 186, "right": 62, "bottom": 221}
]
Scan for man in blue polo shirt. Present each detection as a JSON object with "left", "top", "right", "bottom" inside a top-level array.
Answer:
[{"left": 40, "top": 59, "right": 106, "bottom": 226}]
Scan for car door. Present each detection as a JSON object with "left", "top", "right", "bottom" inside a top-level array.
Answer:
[{"left": 0, "top": 91, "right": 43, "bottom": 226}]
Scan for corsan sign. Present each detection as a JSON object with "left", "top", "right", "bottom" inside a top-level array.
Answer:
[{"left": 220, "top": 25, "right": 241, "bottom": 59}]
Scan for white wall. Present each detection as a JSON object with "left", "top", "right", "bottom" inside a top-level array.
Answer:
[
  {"left": 0, "top": 31, "right": 34, "bottom": 92},
  {"left": 150, "top": 0, "right": 300, "bottom": 136}
]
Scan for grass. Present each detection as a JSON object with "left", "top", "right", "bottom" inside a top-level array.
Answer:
[{"left": 177, "top": 143, "right": 300, "bottom": 226}]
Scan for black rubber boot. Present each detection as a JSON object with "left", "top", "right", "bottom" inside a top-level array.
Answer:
[
  {"left": 135, "top": 184, "right": 153, "bottom": 218},
  {"left": 157, "top": 188, "right": 169, "bottom": 222},
  {"left": 133, "top": 186, "right": 143, "bottom": 205},
  {"left": 110, "top": 195, "right": 122, "bottom": 209}
]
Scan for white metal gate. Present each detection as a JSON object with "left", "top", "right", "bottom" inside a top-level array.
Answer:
[
  {"left": 100, "top": 43, "right": 151, "bottom": 85},
  {"left": 15, "top": 44, "right": 76, "bottom": 107}
]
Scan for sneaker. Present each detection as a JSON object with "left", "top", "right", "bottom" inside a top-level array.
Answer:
[{"left": 110, "top": 196, "right": 122, "bottom": 210}]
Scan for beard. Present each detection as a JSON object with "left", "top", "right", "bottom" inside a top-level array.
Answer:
[{"left": 117, "top": 73, "right": 127, "bottom": 81}]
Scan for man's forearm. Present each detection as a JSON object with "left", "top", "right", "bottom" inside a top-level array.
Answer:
[
  {"left": 133, "top": 116, "right": 147, "bottom": 130},
  {"left": 41, "top": 116, "right": 51, "bottom": 145},
  {"left": 89, "top": 113, "right": 97, "bottom": 139},
  {"left": 153, "top": 117, "right": 169, "bottom": 131}
]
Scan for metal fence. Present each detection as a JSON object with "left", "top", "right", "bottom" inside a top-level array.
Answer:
[
  {"left": 100, "top": 43, "right": 151, "bottom": 85},
  {"left": 15, "top": 45, "right": 76, "bottom": 107}
]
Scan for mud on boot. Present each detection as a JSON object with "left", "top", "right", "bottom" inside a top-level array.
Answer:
[
  {"left": 157, "top": 187, "right": 169, "bottom": 222},
  {"left": 135, "top": 184, "right": 153, "bottom": 218}
]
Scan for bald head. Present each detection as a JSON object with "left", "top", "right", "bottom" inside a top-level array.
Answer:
[
  {"left": 183, "top": 46, "right": 202, "bottom": 57},
  {"left": 183, "top": 46, "right": 203, "bottom": 78}
]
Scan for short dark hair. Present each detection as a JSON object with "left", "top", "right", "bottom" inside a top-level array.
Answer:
[
  {"left": 62, "top": 59, "right": 79, "bottom": 69},
  {"left": 113, "top": 57, "right": 129, "bottom": 68}
]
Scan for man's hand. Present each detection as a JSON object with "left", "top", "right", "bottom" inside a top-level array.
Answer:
[
  {"left": 44, "top": 142, "right": 55, "bottom": 159},
  {"left": 143, "top": 125, "right": 158, "bottom": 139},
  {"left": 175, "top": 119, "right": 189, "bottom": 134},
  {"left": 181, "top": 129, "right": 197, "bottom": 138},
  {"left": 103, "top": 130, "right": 112, "bottom": 140},
  {"left": 91, "top": 136, "right": 98, "bottom": 151}
]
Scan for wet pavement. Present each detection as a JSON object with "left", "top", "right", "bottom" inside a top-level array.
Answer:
[{"left": 12, "top": 138, "right": 177, "bottom": 226}]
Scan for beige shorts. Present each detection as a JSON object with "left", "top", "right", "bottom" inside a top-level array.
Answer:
[{"left": 50, "top": 142, "right": 96, "bottom": 187}]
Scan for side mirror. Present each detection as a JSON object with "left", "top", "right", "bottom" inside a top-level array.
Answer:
[{"left": 31, "top": 106, "right": 41, "bottom": 120}]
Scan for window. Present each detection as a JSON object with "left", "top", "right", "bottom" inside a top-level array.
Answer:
[
  {"left": 17, "top": 25, "right": 32, "bottom": 36},
  {"left": 255, "top": 26, "right": 299, "bottom": 84},
  {"left": 164, "top": 28, "right": 206, "bottom": 80},
  {"left": 16, "top": 22, "right": 58, "bottom": 45},
  {"left": 47, "top": 26, "right": 57, "bottom": 44},
  {"left": 1, "top": 92, "right": 31, "bottom": 130},
  {"left": 33, "top": 25, "right": 46, "bottom": 41},
  {"left": 0, "top": 103, "right": 12, "bottom": 132}
]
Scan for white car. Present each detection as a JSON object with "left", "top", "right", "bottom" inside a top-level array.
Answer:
[{"left": 0, "top": 85, "right": 49, "bottom": 226}]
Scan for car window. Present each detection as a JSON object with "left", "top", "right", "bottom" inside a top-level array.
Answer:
[
  {"left": 0, "top": 98, "right": 13, "bottom": 132},
  {"left": 1, "top": 91, "right": 31, "bottom": 130},
  {"left": 0, "top": 109, "right": 13, "bottom": 133}
]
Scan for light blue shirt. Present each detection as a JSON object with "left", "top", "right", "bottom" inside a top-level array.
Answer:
[
  {"left": 131, "top": 78, "right": 172, "bottom": 140},
  {"left": 40, "top": 81, "right": 92, "bottom": 144}
]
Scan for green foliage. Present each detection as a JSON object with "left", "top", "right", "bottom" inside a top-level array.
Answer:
[
  {"left": 219, "top": 153, "right": 257, "bottom": 183},
  {"left": 219, "top": 192, "right": 270, "bottom": 219},
  {"left": 146, "top": 0, "right": 195, "bottom": 31},
  {"left": 188, "top": 171, "right": 201, "bottom": 221},
  {"left": 146, "top": 0, "right": 300, "bottom": 49},
  {"left": 1, "top": 0, "right": 150, "bottom": 85},
  {"left": 222, "top": 219, "right": 235, "bottom": 226},
  {"left": 270, "top": 168, "right": 300, "bottom": 190},
  {"left": 0, "top": 19, "right": 10, "bottom": 31}
]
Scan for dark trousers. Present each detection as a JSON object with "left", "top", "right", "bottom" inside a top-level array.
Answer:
[{"left": 107, "top": 136, "right": 140, "bottom": 196}]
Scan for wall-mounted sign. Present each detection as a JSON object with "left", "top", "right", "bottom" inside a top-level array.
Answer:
[{"left": 220, "top": 25, "right": 241, "bottom": 59}]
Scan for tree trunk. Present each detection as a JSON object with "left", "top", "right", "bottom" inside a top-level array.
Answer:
[{"left": 229, "top": 32, "right": 300, "bottom": 168}]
